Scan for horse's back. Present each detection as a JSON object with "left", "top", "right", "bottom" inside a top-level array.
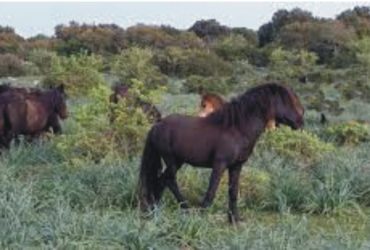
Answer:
[{"left": 150, "top": 114, "right": 227, "bottom": 166}]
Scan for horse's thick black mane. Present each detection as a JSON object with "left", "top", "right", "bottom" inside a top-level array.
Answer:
[{"left": 205, "top": 83, "right": 292, "bottom": 127}]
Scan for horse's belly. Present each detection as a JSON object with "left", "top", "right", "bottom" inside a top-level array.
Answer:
[
  {"left": 25, "top": 101, "right": 47, "bottom": 133},
  {"left": 173, "top": 138, "right": 216, "bottom": 167}
]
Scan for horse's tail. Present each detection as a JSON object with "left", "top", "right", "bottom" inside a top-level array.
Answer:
[
  {"left": 0, "top": 103, "right": 12, "bottom": 148},
  {"left": 138, "top": 128, "right": 162, "bottom": 210}
]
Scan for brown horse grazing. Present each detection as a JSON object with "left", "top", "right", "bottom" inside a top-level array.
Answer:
[
  {"left": 109, "top": 83, "right": 162, "bottom": 123},
  {"left": 198, "top": 92, "right": 277, "bottom": 130},
  {"left": 0, "top": 84, "right": 67, "bottom": 148},
  {"left": 138, "top": 83, "right": 304, "bottom": 223}
]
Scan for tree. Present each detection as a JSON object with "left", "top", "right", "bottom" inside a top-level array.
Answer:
[
  {"left": 337, "top": 6, "right": 370, "bottom": 37},
  {"left": 258, "top": 8, "right": 314, "bottom": 46},
  {"left": 0, "top": 26, "right": 25, "bottom": 55},
  {"left": 189, "top": 19, "right": 230, "bottom": 41},
  {"left": 277, "top": 20, "right": 356, "bottom": 64},
  {"left": 55, "top": 22, "right": 126, "bottom": 55}
]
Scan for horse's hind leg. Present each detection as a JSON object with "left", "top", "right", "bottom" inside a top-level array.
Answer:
[
  {"left": 158, "top": 157, "right": 188, "bottom": 208},
  {"left": 201, "top": 161, "right": 227, "bottom": 208}
]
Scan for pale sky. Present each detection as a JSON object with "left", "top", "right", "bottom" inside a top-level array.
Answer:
[{"left": 0, "top": 2, "right": 368, "bottom": 38}]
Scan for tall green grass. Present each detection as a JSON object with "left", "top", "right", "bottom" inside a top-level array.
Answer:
[{"left": 1, "top": 139, "right": 370, "bottom": 248}]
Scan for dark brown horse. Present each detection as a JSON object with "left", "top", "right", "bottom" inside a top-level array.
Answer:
[
  {"left": 138, "top": 83, "right": 304, "bottom": 223},
  {"left": 109, "top": 83, "right": 162, "bottom": 123},
  {"left": 0, "top": 84, "right": 67, "bottom": 147}
]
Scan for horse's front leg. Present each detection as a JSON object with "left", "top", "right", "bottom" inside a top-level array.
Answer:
[
  {"left": 228, "top": 164, "right": 242, "bottom": 224},
  {"left": 201, "top": 161, "right": 226, "bottom": 208}
]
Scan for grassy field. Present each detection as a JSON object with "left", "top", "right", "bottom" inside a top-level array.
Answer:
[
  {"left": 1, "top": 141, "right": 370, "bottom": 249},
  {"left": 1, "top": 82, "right": 370, "bottom": 249}
]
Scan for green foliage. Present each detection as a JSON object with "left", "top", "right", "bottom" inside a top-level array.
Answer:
[
  {"left": 351, "top": 36, "right": 370, "bottom": 68},
  {"left": 154, "top": 47, "right": 232, "bottom": 77},
  {"left": 183, "top": 75, "right": 233, "bottom": 94},
  {"left": 213, "top": 34, "right": 255, "bottom": 61},
  {"left": 278, "top": 20, "right": 356, "bottom": 64},
  {"left": 269, "top": 47, "right": 318, "bottom": 80},
  {"left": 258, "top": 126, "right": 335, "bottom": 165},
  {"left": 189, "top": 19, "right": 230, "bottom": 41},
  {"left": 0, "top": 28, "right": 24, "bottom": 54},
  {"left": 0, "top": 53, "right": 25, "bottom": 77},
  {"left": 126, "top": 24, "right": 203, "bottom": 49},
  {"left": 324, "top": 121, "right": 370, "bottom": 145},
  {"left": 112, "top": 47, "right": 167, "bottom": 88},
  {"left": 337, "top": 6, "right": 370, "bottom": 37},
  {"left": 54, "top": 80, "right": 163, "bottom": 162},
  {"left": 241, "top": 168, "right": 271, "bottom": 209},
  {"left": 55, "top": 22, "right": 126, "bottom": 55},
  {"left": 43, "top": 52, "right": 105, "bottom": 96},
  {"left": 26, "top": 49, "right": 58, "bottom": 75}
]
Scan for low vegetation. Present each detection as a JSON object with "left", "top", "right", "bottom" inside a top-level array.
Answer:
[{"left": 1, "top": 5, "right": 370, "bottom": 248}]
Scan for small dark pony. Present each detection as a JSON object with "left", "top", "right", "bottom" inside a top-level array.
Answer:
[
  {"left": 0, "top": 84, "right": 68, "bottom": 148},
  {"left": 138, "top": 83, "right": 304, "bottom": 223},
  {"left": 109, "top": 83, "right": 162, "bottom": 123}
]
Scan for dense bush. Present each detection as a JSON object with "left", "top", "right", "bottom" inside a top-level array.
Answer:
[
  {"left": 26, "top": 49, "right": 58, "bottom": 75},
  {"left": 54, "top": 22, "right": 126, "bottom": 55},
  {"left": 43, "top": 52, "right": 105, "bottom": 96},
  {"left": 155, "top": 47, "right": 232, "bottom": 77},
  {"left": 54, "top": 80, "right": 163, "bottom": 162},
  {"left": 0, "top": 53, "right": 25, "bottom": 77},
  {"left": 183, "top": 75, "right": 233, "bottom": 94},
  {"left": 257, "top": 126, "right": 335, "bottom": 165},
  {"left": 323, "top": 121, "right": 370, "bottom": 145},
  {"left": 213, "top": 34, "right": 255, "bottom": 61},
  {"left": 0, "top": 27, "right": 24, "bottom": 55},
  {"left": 269, "top": 48, "right": 318, "bottom": 81},
  {"left": 189, "top": 19, "right": 230, "bottom": 41},
  {"left": 126, "top": 24, "right": 203, "bottom": 49},
  {"left": 112, "top": 47, "right": 167, "bottom": 88}
]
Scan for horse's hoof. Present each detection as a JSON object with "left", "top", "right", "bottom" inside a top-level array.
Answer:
[
  {"left": 180, "top": 202, "right": 190, "bottom": 209},
  {"left": 200, "top": 200, "right": 211, "bottom": 208},
  {"left": 228, "top": 213, "right": 242, "bottom": 225}
]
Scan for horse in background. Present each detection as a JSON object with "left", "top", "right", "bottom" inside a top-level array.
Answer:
[
  {"left": 138, "top": 83, "right": 304, "bottom": 223},
  {"left": 109, "top": 83, "right": 162, "bottom": 123},
  {"left": 198, "top": 93, "right": 225, "bottom": 117},
  {"left": 198, "top": 92, "right": 277, "bottom": 130},
  {"left": 0, "top": 84, "right": 68, "bottom": 148}
]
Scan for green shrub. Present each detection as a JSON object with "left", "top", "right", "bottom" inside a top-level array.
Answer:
[
  {"left": 112, "top": 47, "right": 167, "bottom": 89},
  {"left": 154, "top": 47, "right": 232, "bottom": 77},
  {"left": 43, "top": 52, "right": 105, "bottom": 97},
  {"left": 269, "top": 47, "right": 318, "bottom": 81},
  {"left": 240, "top": 168, "right": 271, "bottom": 209},
  {"left": 213, "top": 34, "right": 255, "bottom": 61},
  {"left": 27, "top": 49, "right": 58, "bottom": 75},
  {"left": 258, "top": 126, "right": 335, "bottom": 165},
  {"left": 54, "top": 80, "right": 163, "bottom": 163},
  {"left": 0, "top": 53, "right": 25, "bottom": 77},
  {"left": 323, "top": 121, "right": 370, "bottom": 145},
  {"left": 183, "top": 75, "right": 233, "bottom": 94}
]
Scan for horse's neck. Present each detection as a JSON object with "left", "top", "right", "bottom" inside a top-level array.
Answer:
[{"left": 239, "top": 115, "right": 267, "bottom": 141}]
